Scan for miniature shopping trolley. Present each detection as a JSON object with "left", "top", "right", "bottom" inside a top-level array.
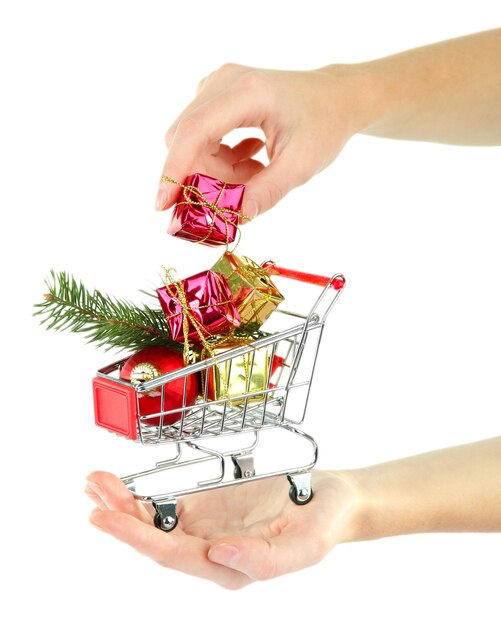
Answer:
[{"left": 92, "top": 264, "right": 345, "bottom": 531}]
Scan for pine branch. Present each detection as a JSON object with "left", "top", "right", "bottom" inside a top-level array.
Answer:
[{"left": 33, "top": 270, "right": 181, "bottom": 353}]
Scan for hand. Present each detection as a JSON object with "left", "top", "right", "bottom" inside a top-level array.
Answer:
[
  {"left": 85, "top": 469, "right": 360, "bottom": 589},
  {"left": 156, "top": 31, "right": 501, "bottom": 217},
  {"left": 155, "top": 64, "right": 371, "bottom": 218}
]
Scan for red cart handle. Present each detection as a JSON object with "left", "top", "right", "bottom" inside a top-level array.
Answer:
[{"left": 262, "top": 261, "right": 345, "bottom": 291}]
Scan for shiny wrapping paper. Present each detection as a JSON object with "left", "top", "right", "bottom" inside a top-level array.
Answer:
[
  {"left": 211, "top": 252, "right": 284, "bottom": 329},
  {"left": 200, "top": 339, "right": 286, "bottom": 403},
  {"left": 156, "top": 270, "right": 241, "bottom": 344},
  {"left": 167, "top": 173, "right": 245, "bottom": 247},
  {"left": 203, "top": 339, "right": 272, "bottom": 403}
]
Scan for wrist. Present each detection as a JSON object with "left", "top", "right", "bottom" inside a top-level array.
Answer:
[
  {"left": 324, "top": 464, "right": 403, "bottom": 544},
  {"left": 320, "top": 468, "right": 379, "bottom": 545},
  {"left": 318, "top": 62, "right": 390, "bottom": 136}
]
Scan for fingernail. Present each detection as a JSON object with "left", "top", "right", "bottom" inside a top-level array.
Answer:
[
  {"left": 242, "top": 198, "right": 259, "bottom": 220},
  {"left": 85, "top": 480, "right": 105, "bottom": 500},
  {"left": 155, "top": 183, "right": 171, "bottom": 211},
  {"left": 208, "top": 544, "right": 240, "bottom": 567},
  {"left": 88, "top": 511, "right": 105, "bottom": 530}
]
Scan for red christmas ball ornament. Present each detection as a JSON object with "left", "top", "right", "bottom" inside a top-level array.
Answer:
[{"left": 120, "top": 346, "right": 199, "bottom": 426}]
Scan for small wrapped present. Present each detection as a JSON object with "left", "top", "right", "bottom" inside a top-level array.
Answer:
[
  {"left": 211, "top": 252, "right": 284, "bottom": 329},
  {"left": 157, "top": 269, "right": 241, "bottom": 346},
  {"left": 167, "top": 173, "right": 245, "bottom": 247},
  {"left": 201, "top": 338, "right": 273, "bottom": 403}
]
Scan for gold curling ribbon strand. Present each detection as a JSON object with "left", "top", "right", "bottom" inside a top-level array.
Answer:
[
  {"left": 161, "top": 267, "right": 232, "bottom": 402},
  {"left": 179, "top": 180, "right": 226, "bottom": 247},
  {"left": 227, "top": 257, "right": 276, "bottom": 326},
  {"left": 161, "top": 175, "right": 250, "bottom": 251},
  {"left": 200, "top": 331, "right": 255, "bottom": 400}
]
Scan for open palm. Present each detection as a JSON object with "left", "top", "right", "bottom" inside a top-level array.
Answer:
[{"left": 85, "top": 469, "right": 357, "bottom": 589}]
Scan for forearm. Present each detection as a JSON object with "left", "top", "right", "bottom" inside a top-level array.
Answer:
[
  {"left": 341, "top": 437, "right": 501, "bottom": 542},
  {"left": 324, "top": 28, "right": 501, "bottom": 145}
]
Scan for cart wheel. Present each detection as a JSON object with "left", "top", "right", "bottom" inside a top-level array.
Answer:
[
  {"left": 154, "top": 512, "right": 178, "bottom": 532},
  {"left": 231, "top": 454, "right": 255, "bottom": 480},
  {"left": 153, "top": 500, "right": 178, "bottom": 532},
  {"left": 289, "top": 484, "right": 314, "bottom": 505}
]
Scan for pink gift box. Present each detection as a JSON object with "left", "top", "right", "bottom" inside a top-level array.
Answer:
[
  {"left": 167, "top": 173, "right": 245, "bottom": 247},
  {"left": 157, "top": 269, "right": 241, "bottom": 343}
]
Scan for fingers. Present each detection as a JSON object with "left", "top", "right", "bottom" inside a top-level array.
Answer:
[
  {"left": 88, "top": 508, "right": 251, "bottom": 590},
  {"left": 156, "top": 137, "right": 266, "bottom": 212},
  {"left": 232, "top": 158, "right": 265, "bottom": 185},
  {"left": 212, "top": 139, "right": 266, "bottom": 183},
  {"left": 158, "top": 65, "right": 339, "bottom": 218},
  {"left": 241, "top": 147, "right": 308, "bottom": 219},
  {"left": 229, "top": 137, "right": 265, "bottom": 162},
  {"left": 166, "top": 64, "right": 248, "bottom": 145},
  {"left": 85, "top": 471, "right": 153, "bottom": 525},
  {"left": 85, "top": 471, "right": 252, "bottom": 589},
  {"left": 207, "top": 528, "right": 328, "bottom": 581},
  {"left": 211, "top": 138, "right": 264, "bottom": 166},
  {"left": 157, "top": 85, "right": 267, "bottom": 211}
]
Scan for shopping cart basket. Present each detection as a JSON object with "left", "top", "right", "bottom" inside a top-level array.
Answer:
[{"left": 92, "top": 263, "right": 345, "bottom": 531}]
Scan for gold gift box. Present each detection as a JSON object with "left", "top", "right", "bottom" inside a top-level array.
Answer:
[
  {"left": 211, "top": 252, "right": 284, "bottom": 329},
  {"left": 201, "top": 339, "right": 272, "bottom": 403}
]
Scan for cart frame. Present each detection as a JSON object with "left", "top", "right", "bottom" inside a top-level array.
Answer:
[{"left": 92, "top": 265, "right": 345, "bottom": 531}]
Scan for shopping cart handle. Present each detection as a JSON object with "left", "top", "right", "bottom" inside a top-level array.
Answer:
[{"left": 262, "top": 261, "right": 345, "bottom": 291}]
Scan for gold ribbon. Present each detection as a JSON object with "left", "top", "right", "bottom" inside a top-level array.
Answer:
[
  {"left": 161, "top": 175, "right": 250, "bottom": 250},
  {"left": 161, "top": 267, "right": 230, "bottom": 362},
  {"left": 227, "top": 256, "right": 276, "bottom": 327},
  {"left": 161, "top": 267, "right": 232, "bottom": 401},
  {"left": 200, "top": 331, "right": 255, "bottom": 399}
]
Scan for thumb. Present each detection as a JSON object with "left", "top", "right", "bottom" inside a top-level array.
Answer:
[
  {"left": 207, "top": 532, "right": 317, "bottom": 581},
  {"left": 241, "top": 151, "right": 308, "bottom": 219},
  {"left": 86, "top": 470, "right": 153, "bottom": 524},
  {"left": 155, "top": 151, "right": 195, "bottom": 212}
]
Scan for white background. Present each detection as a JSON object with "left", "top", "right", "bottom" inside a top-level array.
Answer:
[{"left": 1, "top": 1, "right": 500, "bottom": 624}]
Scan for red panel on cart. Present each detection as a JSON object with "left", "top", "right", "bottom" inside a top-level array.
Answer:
[{"left": 92, "top": 377, "right": 138, "bottom": 440}]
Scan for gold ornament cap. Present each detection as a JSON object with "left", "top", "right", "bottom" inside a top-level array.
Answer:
[{"left": 130, "top": 362, "right": 162, "bottom": 385}]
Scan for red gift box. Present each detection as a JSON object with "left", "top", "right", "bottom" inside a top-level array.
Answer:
[
  {"left": 167, "top": 173, "right": 245, "bottom": 247},
  {"left": 157, "top": 269, "right": 241, "bottom": 344}
]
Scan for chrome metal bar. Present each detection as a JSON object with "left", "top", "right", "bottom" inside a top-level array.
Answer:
[
  {"left": 154, "top": 443, "right": 182, "bottom": 468},
  {"left": 133, "top": 323, "right": 321, "bottom": 391},
  {"left": 121, "top": 449, "right": 216, "bottom": 483},
  {"left": 104, "top": 267, "right": 345, "bottom": 513},
  {"left": 298, "top": 326, "right": 325, "bottom": 425},
  {"left": 260, "top": 340, "right": 277, "bottom": 427},
  {"left": 240, "top": 347, "right": 257, "bottom": 430},
  {"left": 273, "top": 309, "right": 308, "bottom": 320},
  {"left": 127, "top": 426, "right": 318, "bottom": 502},
  {"left": 186, "top": 442, "right": 225, "bottom": 487}
]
